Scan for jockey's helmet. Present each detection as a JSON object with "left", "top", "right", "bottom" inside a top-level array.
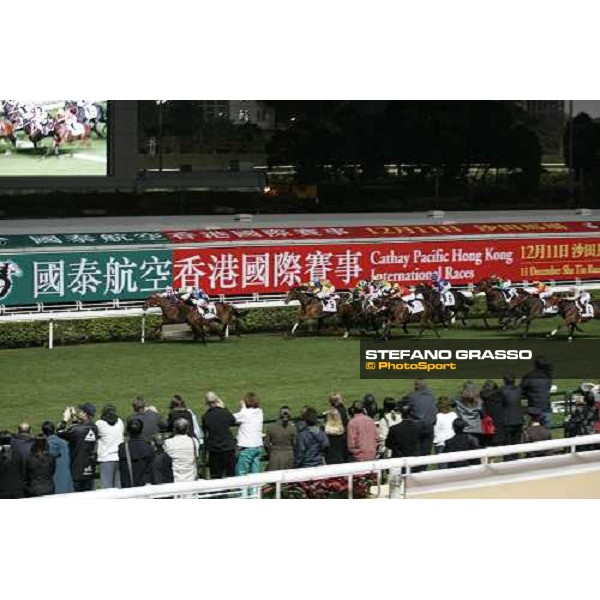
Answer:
[
  {"left": 431, "top": 272, "right": 439, "bottom": 280},
  {"left": 312, "top": 278, "right": 320, "bottom": 286},
  {"left": 165, "top": 286, "right": 173, "bottom": 293},
  {"left": 186, "top": 286, "right": 193, "bottom": 294}
]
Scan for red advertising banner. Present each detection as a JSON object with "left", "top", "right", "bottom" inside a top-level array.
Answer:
[
  {"left": 165, "top": 221, "right": 600, "bottom": 244},
  {"left": 172, "top": 237, "right": 600, "bottom": 295}
]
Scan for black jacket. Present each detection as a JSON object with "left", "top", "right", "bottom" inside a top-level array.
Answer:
[
  {"left": 25, "top": 453, "right": 56, "bottom": 497},
  {"left": 57, "top": 421, "right": 98, "bottom": 482},
  {"left": 501, "top": 384, "right": 524, "bottom": 426},
  {"left": 126, "top": 412, "right": 168, "bottom": 442},
  {"left": 12, "top": 434, "right": 35, "bottom": 459},
  {"left": 151, "top": 451, "right": 174, "bottom": 485},
  {"left": 168, "top": 408, "right": 196, "bottom": 437},
  {"left": 202, "top": 407, "right": 237, "bottom": 452},
  {"left": 0, "top": 445, "right": 26, "bottom": 498},
  {"left": 443, "top": 433, "right": 480, "bottom": 467},
  {"left": 520, "top": 369, "right": 552, "bottom": 413},
  {"left": 405, "top": 389, "right": 437, "bottom": 430},
  {"left": 385, "top": 420, "right": 425, "bottom": 458},
  {"left": 481, "top": 389, "right": 504, "bottom": 429},
  {"left": 118, "top": 437, "right": 154, "bottom": 488},
  {"left": 295, "top": 426, "right": 329, "bottom": 467}
]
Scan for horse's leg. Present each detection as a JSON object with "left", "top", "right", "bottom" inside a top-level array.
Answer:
[
  {"left": 549, "top": 320, "right": 566, "bottom": 338},
  {"left": 291, "top": 320, "right": 300, "bottom": 336},
  {"left": 426, "top": 317, "right": 440, "bottom": 338}
]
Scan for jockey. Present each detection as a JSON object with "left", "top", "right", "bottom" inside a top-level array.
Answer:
[
  {"left": 19, "top": 102, "right": 35, "bottom": 122},
  {"left": 379, "top": 280, "right": 395, "bottom": 298},
  {"left": 306, "top": 278, "right": 323, "bottom": 296},
  {"left": 32, "top": 105, "right": 49, "bottom": 135},
  {"left": 528, "top": 282, "right": 553, "bottom": 305},
  {"left": 317, "top": 279, "right": 338, "bottom": 311},
  {"left": 83, "top": 100, "right": 98, "bottom": 121},
  {"left": 568, "top": 286, "right": 591, "bottom": 313},
  {"left": 430, "top": 272, "right": 451, "bottom": 294},
  {"left": 65, "top": 108, "right": 84, "bottom": 136},
  {"left": 401, "top": 285, "right": 417, "bottom": 307},
  {"left": 388, "top": 282, "right": 402, "bottom": 298},
  {"left": 378, "top": 279, "right": 393, "bottom": 295},
  {"left": 182, "top": 285, "right": 216, "bottom": 318},
  {"left": 353, "top": 279, "right": 368, "bottom": 297},
  {"left": 494, "top": 276, "right": 518, "bottom": 301},
  {"left": 159, "top": 285, "right": 176, "bottom": 300}
]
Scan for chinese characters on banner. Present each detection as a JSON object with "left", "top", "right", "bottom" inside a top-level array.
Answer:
[
  {"left": 164, "top": 221, "right": 600, "bottom": 243},
  {"left": 173, "top": 237, "right": 600, "bottom": 295},
  {"left": 3, "top": 237, "right": 600, "bottom": 306},
  {"left": 0, "top": 251, "right": 173, "bottom": 306}
]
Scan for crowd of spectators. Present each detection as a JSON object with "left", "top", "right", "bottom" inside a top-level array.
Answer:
[{"left": 1, "top": 357, "right": 599, "bottom": 498}]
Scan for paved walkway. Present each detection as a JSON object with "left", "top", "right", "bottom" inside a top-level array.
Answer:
[{"left": 410, "top": 470, "right": 600, "bottom": 499}]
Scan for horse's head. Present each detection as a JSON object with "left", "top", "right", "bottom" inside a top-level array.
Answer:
[
  {"left": 285, "top": 287, "right": 305, "bottom": 304},
  {"left": 143, "top": 294, "right": 161, "bottom": 310},
  {"left": 547, "top": 293, "right": 563, "bottom": 307},
  {"left": 475, "top": 278, "right": 495, "bottom": 293}
]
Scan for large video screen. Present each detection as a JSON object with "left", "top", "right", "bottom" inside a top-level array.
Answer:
[{"left": 0, "top": 100, "right": 108, "bottom": 176}]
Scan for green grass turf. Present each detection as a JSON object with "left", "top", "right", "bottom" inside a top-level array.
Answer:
[
  {"left": 0, "top": 135, "right": 106, "bottom": 176},
  {"left": 1, "top": 312, "right": 599, "bottom": 431}
]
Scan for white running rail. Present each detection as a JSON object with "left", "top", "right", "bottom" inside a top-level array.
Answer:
[{"left": 53, "top": 434, "right": 600, "bottom": 499}]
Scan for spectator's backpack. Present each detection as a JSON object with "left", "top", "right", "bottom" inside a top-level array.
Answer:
[{"left": 324, "top": 409, "right": 344, "bottom": 436}]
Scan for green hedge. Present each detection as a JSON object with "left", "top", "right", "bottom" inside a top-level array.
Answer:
[
  {"left": 0, "top": 307, "right": 301, "bottom": 349},
  {"left": 0, "top": 292, "right": 581, "bottom": 349}
]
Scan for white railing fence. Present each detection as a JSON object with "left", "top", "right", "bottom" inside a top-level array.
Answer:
[
  {"left": 54, "top": 434, "right": 600, "bottom": 500},
  {"left": 2, "top": 281, "right": 600, "bottom": 349}
]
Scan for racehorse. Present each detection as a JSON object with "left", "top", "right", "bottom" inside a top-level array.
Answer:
[
  {"left": 474, "top": 278, "right": 517, "bottom": 328},
  {"left": 338, "top": 294, "right": 386, "bottom": 338},
  {"left": 65, "top": 101, "right": 107, "bottom": 138},
  {"left": 143, "top": 294, "right": 240, "bottom": 343},
  {"left": 285, "top": 286, "right": 355, "bottom": 336},
  {"left": 547, "top": 295, "right": 600, "bottom": 342},
  {"left": 510, "top": 294, "right": 552, "bottom": 338},
  {"left": 0, "top": 119, "right": 16, "bottom": 147},
  {"left": 380, "top": 296, "right": 440, "bottom": 339},
  {"left": 23, "top": 119, "right": 52, "bottom": 151},
  {"left": 52, "top": 121, "right": 92, "bottom": 155},
  {"left": 1, "top": 101, "right": 20, "bottom": 126}
]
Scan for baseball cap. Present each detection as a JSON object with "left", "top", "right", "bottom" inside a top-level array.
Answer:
[{"left": 78, "top": 403, "right": 96, "bottom": 417}]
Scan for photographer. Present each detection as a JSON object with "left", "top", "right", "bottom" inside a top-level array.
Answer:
[{"left": 57, "top": 403, "right": 98, "bottom": 493}]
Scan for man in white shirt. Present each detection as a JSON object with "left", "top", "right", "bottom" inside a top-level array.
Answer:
[{"left": 164, "top": 419, "right": 199, "bottom": 482}]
